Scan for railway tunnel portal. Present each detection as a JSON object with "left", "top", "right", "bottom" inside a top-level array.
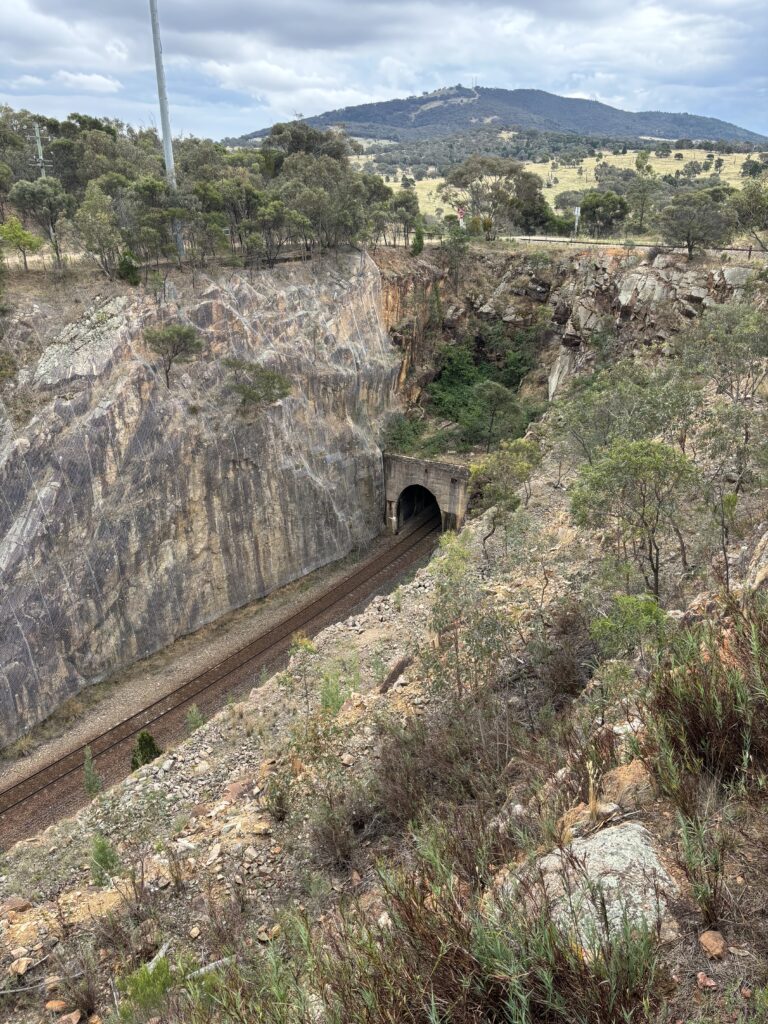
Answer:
[{"left": 384, "top": 454, "right": 470, "bottom": 534}]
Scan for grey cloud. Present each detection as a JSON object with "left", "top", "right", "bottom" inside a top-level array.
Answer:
[{"left": 2, "top": 0, "right": 765, "bottom": 137}]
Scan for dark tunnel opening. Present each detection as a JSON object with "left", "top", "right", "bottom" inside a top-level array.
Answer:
[{"left": 396, "top": 484, "right": 441, "bottom": 532}]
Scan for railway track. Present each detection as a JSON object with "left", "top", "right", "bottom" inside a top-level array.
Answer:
[{"left": 0, "top": 514, "right": 440, "bottom": 850}]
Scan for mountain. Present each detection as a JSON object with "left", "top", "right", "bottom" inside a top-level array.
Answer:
[{"left": 228, "top": 85, "right": 766, "bottom": 145}]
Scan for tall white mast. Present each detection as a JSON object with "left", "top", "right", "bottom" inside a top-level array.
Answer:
[{"left": 149, "top": 0, "right": 184, "bottom": 259}]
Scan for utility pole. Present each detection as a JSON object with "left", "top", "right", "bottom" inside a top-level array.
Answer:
[
  {"left": 149, "top": 0, "right": 184, "bottom": 260},
  {"left": 28, "top": 123, "right": 52, "bottom": 178}
]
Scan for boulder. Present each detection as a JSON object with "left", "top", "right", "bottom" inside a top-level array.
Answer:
[{"left": 534, "top": 823, "right": 678, "bottom": 942}]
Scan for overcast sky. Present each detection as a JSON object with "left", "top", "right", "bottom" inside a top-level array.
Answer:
[{"left": 2, "top": 0, "right": 767, "bottom": 139}]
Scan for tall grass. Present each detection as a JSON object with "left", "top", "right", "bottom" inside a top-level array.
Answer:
[{"left": 645, "top": 592, "right": 768, "bottom": 810}]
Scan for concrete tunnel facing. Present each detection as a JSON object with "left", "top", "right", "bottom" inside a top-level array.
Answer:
[{"left": 383, "top": 454, "right": 470, "bottom": 535}]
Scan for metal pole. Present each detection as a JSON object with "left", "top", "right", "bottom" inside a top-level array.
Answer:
[
  {"left": 149, "top": 0, "right": 184, "bottom": 260},
  {"left": 33, "top": 124, "right": 47, "bottom": 178}
]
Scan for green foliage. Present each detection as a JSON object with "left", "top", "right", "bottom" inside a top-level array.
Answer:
[
  {"left": 590, "top": 595, "right": 668, "bottom": 659},
  {"left": 678, "top": 300, "right": 768, "bottom": 404},
  {"left": 0, "top": 107, "right": 415, "bottom": 269},
  {"left": 571, "top": 439, "right": 699, "bottom": 597},
  {"left": 551, "top": 361, "right": 695, "bottom": 465},
  {"left": 580, "top": 189, "right": 629, "bottom": 236},
  {"left": 427, "top": 340, "right": 529, "bottom": 450},
  {"left": 263, "top": 771, "right": 291, "bottom": 823},
  {"left": 677, "top": 812, "right": 732, "bottom": 928},
  {"left": 381, "top": 412, "right": 427, "bottom": 454},
  {"left": 185, "top": 704, "right": 204, "bottom": 734},
  {"left": 0, "top": 350, "right": 17, "bottom": 384},
  {"left": 473, "top": 436, "right": 541, "bottom": 508},
  {"left": 409, "top": 220, "right": 424, "bottom": 255},
  {"left": 319, "top": 654, "right": 358, "bottom": 717},
  {"left": 83, "top": 744, "right": 103, "bottom": 797},
  {"left": 304, "top": 841, "right": 665, "bottom": 1024},
  {"left": 130, "top": 730, "right": 162, "bottom": 771},
  {"left": 471, "top": 438, "right": 542, "bottom": 554},
  {"left": 730, "top": 177, "right": 768, "bottom": 250},
  {"left": 73, "top": 180, "right": 122, "bottom": 278},
  {"left": 659, "top": 189, "right": 736, "bottom": 257},
  {"left": 8, "top": 176, "right": 72, "bottom": 265},
  {"left": 223, "top": 357, "right": 291, "bottom": 411},
  {"left": 443, "top": 222, "right": 469, "bottom": 287},
  {"left": 118, "top": 957, "right": 173, "bottom": 1021},
  {"left": 645, "top": 593, "right": 768, "bottom": 806},
  {"left": 0, "top": 215, "right": 43, "bottom": 270},
  {"left": 144, "top": 324, "right": 202, "bottom": 387},
  {"left": 90, "top": 833, "right": 120, "bottom": 886},
  {"left": 117, "top": 250, "right": 140, "bottom": 285}
]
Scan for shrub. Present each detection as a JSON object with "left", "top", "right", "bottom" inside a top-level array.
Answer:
[
  {"left": 571, "top": 439, "right": 699, "bottom": 598},
  {"left": 130, "top": 730, "right": 162, "bottom": 770},
  {"left": 145, "top": 324, "right": 202, "bottom": 388},
  {"left": 90, "top": 833, "right": 120, "bottom": 886},
  {"left": 185, "top": 704, "right": 204, "bottom": 734},
  {"left": 308, "top": 846, "right": 665, "bottom": 1024},
  {"left": 167, "top": 944, "right": 310, "bottom": 1023},
  {"left": 118, "top": 956, "right": 173, "bottom": 1020},
  {"left": 372, "top": 688, "right": 517, "bottom": 830},
  {"left": 223, "top": 357, "right": 291, "bottom": 411},
  {"left": 677, "top": 812, "right": 733, "bottom": 928},
  {"left": 117, "top": 250, "right": 140, "bottom": 286},
  {"left": 263, "top": 771, "right": 291, "bottom": 823},
  {"left": 381, "top": 412, "right": 426, "bottom": 454},
  {"left": 646, "top": 592, "right": 768, "bottom": 802},
  {"left": 0, "top": 350, "right": 17, "bottom": 384},
  {"left": 590, "top": 594, "right": 668, "bottom": 660},
  {"left": 55, "top": 941, "right": 101, "bottom": 1018},
  {"left": 83, "top": 744, "right": 103, "bottom": 796},
  {"left": 319, "top": 672, "right": 350, "bottom": 718},
  {"left": 310, "top": 778, "right": 379, "bottom": 869},
  {"left": 529, "top": 600, "right": 599, "bottom": 706}
]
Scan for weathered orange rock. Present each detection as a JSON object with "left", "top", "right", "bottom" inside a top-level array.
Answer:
[
  {"left": 9, "top": 956, "right": 34, "bottom": 976},
  {"left": 59, "top": 1012, "right": 82, "bottom": 1024},
  {"left": 600, "top": 759, "right": 655, "bottom": 810},
  {"left": 44, "top": 1000, "right": 68, "bottom": 1012},
  {"left": 700, "top": 929, "right": 728, "bottom": 959},
  {"left": 223, "top": 779, "right": 252, "bottom": 802},
  {"left": 0, "top": 896, "right": 31, "bottom": 915},
  {"left": 557, "top": 800, "right": 619, "bottom": 840}
]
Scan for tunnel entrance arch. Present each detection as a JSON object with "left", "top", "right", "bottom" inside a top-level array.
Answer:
[
  {"left": 384, "top": 454, "right": 470, "bottom": 535},
  {"left": 396, "top": 483, "right": 440, "bottom": 532}
]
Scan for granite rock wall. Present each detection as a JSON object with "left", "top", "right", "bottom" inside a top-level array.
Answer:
[{"left": 0, "top": 255, "right": 400, "bottom": 744}]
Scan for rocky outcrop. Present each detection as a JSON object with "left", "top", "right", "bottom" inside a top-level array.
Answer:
[
  {"left": 457, "top": 248, "right": 757, "bottom": 398},
  {"left": 0, "top": 255, "right": 401, "bottom": 745},
  {"left": 534, "top": 822, "right": 679, "bottom": 942}
]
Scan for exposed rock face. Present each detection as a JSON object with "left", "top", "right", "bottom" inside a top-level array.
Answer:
[
  {"left": 0, "top": 255, "right": 400, "bottom": 745},
  {"left": 458, "top": 249, "right": 756, "bottom": 398}
]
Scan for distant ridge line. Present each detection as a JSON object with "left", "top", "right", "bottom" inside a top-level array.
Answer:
[{"left": 225, "top": 85, "right": 765, "bottom": 146}]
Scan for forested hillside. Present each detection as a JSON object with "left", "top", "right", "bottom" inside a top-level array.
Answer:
[{"left": 226, "top": 85, "right": 767, "bottom": 145}]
